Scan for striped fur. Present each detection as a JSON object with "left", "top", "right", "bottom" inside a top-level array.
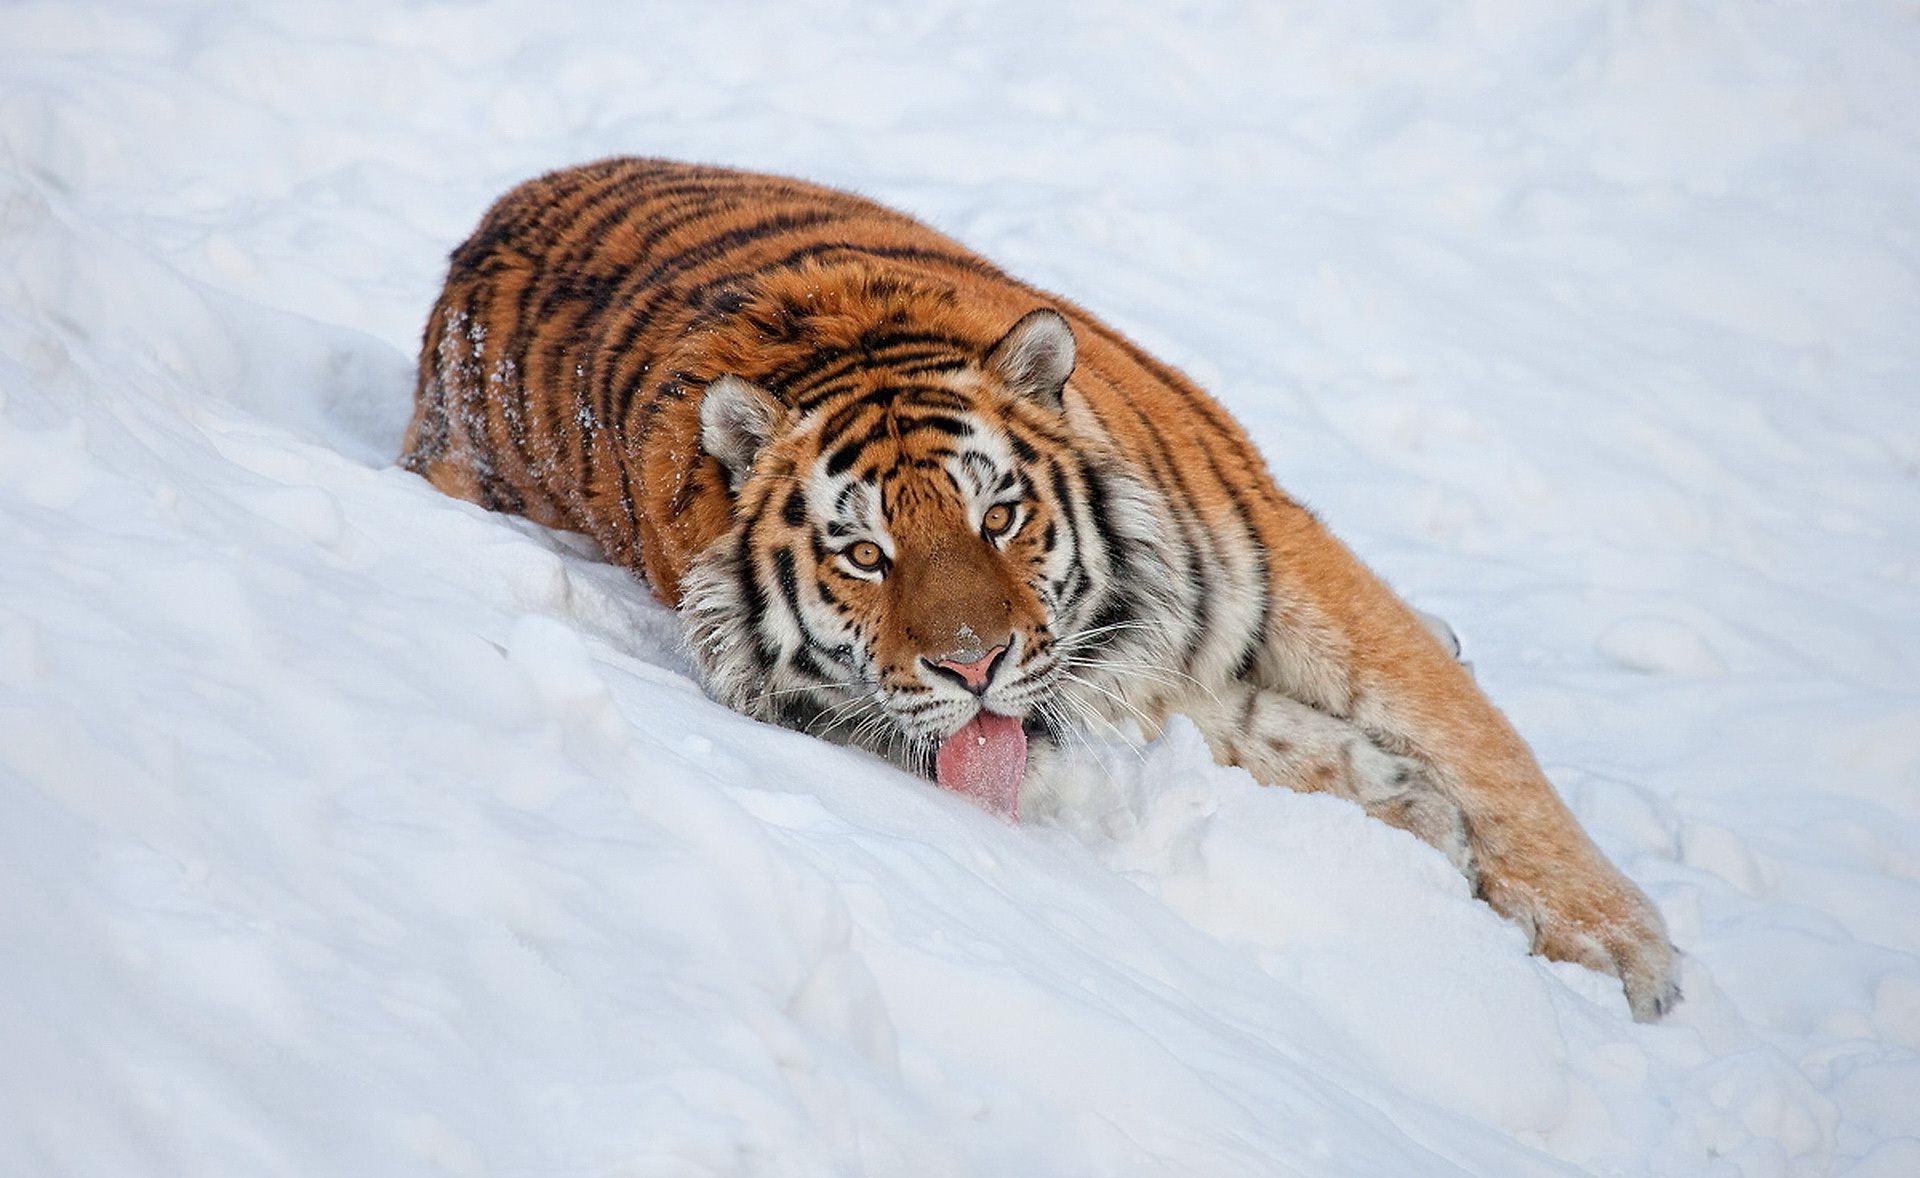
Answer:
[{"left": 404, "top": 158, "right": 1679, "bottom": 1020}]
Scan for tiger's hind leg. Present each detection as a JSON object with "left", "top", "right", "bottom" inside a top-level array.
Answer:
[
  {"left": 399, "top": 289, "right": 576, "bottom": 534},
  {"left": 400, "top": 393, "right": 489, "bottom": 512},
  {"left": 1172, "top": 680, "right": 1478, "bottom": 886},
  {"left": 401, "top": 296, "right": 492, "bottom": 507}
]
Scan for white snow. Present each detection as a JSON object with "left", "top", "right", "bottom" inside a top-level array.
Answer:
[{"left": 4, "top": 2, "right": 1919, "bottom": 1174}]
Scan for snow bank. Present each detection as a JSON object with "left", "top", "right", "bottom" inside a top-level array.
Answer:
[{"left": 4, "top": 1, "right": 1918, "bottom": 1174}]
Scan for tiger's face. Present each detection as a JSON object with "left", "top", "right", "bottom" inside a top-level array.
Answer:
[
  {"left": 681, "top": 309, "right": 1174, "bottom": 792},
  {"left": 764, "top": 395, "right": 1064, "bottom": 750}
]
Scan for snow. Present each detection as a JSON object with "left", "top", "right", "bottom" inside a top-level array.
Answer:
[{"left": 3, "top": 1, "right": 1918, "bottom": 1174}]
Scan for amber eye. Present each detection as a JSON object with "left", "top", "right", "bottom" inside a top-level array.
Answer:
[
  {"left": 845, "top": 540, "right": 887, "bottom": 573},
  {"left": 982, "top": 503, "right": 1017, "bottom": 539}
]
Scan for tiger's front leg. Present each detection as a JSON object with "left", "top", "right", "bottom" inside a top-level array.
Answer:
[
  {"left": 1169, "top": 680, "right": 1479, "bottom": 887},
  {"left": 1249, "top": 515, "right": 1682, "bottom": 1021}
]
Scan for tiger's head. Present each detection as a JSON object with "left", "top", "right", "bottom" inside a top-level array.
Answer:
[{"left": 679, "top": 298, "right": 1176, "bottom": 814}]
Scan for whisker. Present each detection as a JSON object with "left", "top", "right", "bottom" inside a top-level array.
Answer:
[
  {"left": 1060, "top": 670, "right": 1159, "bottom": 733},
  {"left": 804, "top": 692, "right": 878, "bottom": 738},
  {"left": 758, "top": 681, "right": 854, "bottom": 701},
  {"left": 1051, "top": 687, "right": 1147, "bottom": 766},
  {"left": 1054, "top": 619, "right": 1156, "bottom": 649},
  {"left": 1065, "top": 652, "right": 1220, "bottom": 706}
]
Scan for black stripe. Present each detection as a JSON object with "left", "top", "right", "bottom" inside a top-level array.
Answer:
[
  {"left": 825, "top": 435, "right": 872, "bottom": 478},
  {"left": 409, "top": 304, "right": 456, "bottom": 465},
  {"left": 904, "top": 414, "right": 969, "bottom": 438},
  {"left": 792, "top": 646, "right": 830, "bottom": 682},
  {"left": 890, "top": 356, "right": 971, "bottom": 378},
  {"left": 781, "top": 333, "right": 981, "bottom": 400},
  {"left": 780, "top": 338, "right": 962, "bottom": 392},
  {"left": 772, "top": 545, "right": 856, "bottom": 678},
  {"left": 818, "top": 392, "right": 890, "bottom": 443},
  {"left": 1081, "top": 461, "right": 1129, "bottom": 564},
  {"left": 676, "top": 241, "right": 995, "bottom": 318},
  {"left": 734, "top": 509, "right": 776, "bottom": 672},
  {"left": 596, "top": 204, "right": 843, "bottom": 428},
  {"left": 772, "top": 545, "right": 803, "bottom": 623},
  {"left": 454, "top": 282, "right": 526, "bottom": 516},
  {"left": 532, "top": 181, "right": 769, "bottom": 489},
  {"left": 1044, "top": 459, "right": 1090, "bottom": 612},
  {"left": 596, "top": 207, "right": 850, "bottom": 415},
  {"left": 1061, "top": 383, "right": 1213, "bottom": 670}
]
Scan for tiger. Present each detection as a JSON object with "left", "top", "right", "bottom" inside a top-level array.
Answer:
[{"left": 401, "top": 157, "right": 1680, "bottom": 1021}]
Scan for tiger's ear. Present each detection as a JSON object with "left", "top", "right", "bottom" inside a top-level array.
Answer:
[
  {"left": 701, "top": 375, "right": 785, "bottom": 489},
  {"left": 986, "top": 308, "right": 1075, "bottom": 412}
]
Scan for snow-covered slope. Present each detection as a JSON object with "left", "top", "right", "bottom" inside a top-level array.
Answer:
[{"left": 4, "top": 2, "right": 1918, "bottom": 1174}]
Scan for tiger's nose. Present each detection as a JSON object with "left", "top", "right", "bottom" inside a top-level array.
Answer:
[{"left": 924, "top": 643, "right": 1009, "bottom": 695}]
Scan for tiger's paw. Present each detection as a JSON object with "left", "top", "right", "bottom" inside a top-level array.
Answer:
[
  {"left": 1559, "top": 916, "right": 1681, "bottom": 1023},
  {"left": 1490, "top": 870, "right": 1682, "bottom": 1023}
]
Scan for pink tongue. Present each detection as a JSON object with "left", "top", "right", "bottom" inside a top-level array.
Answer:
[{"left": 934, "top": 711, "right": 1028, "bottom": 821}]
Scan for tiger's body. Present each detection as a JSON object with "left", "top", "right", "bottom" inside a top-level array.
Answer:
[{"left": 403, "top": 157, "right": 1678, "bottom": 1020}]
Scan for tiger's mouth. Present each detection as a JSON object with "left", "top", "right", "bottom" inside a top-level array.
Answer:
[{"left": 931, "top": 709, "right": 1028, "bottom": 821}]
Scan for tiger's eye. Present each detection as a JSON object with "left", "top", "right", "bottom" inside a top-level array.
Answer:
[
  {"left": 982, "top": 503, "right": 1015, "bottom": 538},
  {"left": 846, "top": 540, "right": 886, "bottom": 571}
]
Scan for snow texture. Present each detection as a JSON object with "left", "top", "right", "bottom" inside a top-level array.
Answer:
[{"left": 3, "top": 2, "right": 1918, "bottom": 1174}]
